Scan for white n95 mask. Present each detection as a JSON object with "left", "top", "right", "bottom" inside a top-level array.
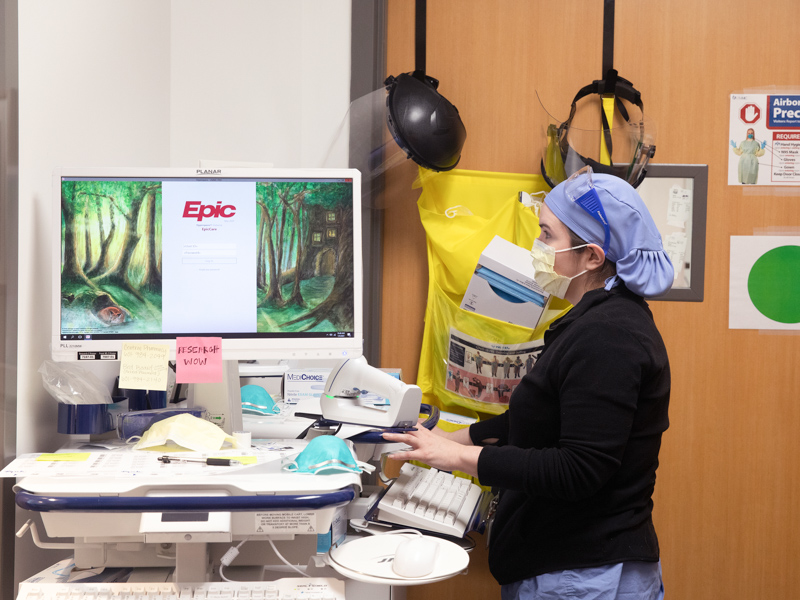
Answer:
[
  {"left": 530, "top": 238, "right": 588, "bottom": 299},
  {"left": 131, "top": 414, "right": 238, "bottom": 453}
]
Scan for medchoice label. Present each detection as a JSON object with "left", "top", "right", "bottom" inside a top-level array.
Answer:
[{"left": 728, "top": 93, "right": 800, "bottom": 186}]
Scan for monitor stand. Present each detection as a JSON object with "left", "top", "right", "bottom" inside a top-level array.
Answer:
[{"left": 187, "top": 360, "right": 243, "bottom": 435}]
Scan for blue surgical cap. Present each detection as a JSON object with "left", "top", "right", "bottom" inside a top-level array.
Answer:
[{"left": 544, "top": 173, "right": 674, "bottom": 297}]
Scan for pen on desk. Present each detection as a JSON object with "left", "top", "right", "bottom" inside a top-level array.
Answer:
[{"left": 158, "top": 456, "right": 241, "bottom": 466}]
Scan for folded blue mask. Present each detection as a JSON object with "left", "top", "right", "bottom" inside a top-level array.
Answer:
[
  {"left": 284, "top": 435, "right": 373, "bottom": 475},
  {"left": 241, "top": 385, "right": 280, "bottom": 416}
]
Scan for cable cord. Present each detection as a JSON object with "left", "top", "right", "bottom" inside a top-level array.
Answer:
[
  {"left": 218, "top": 538, "right": 250, "bottom": 583},
  {"left": 348, "top": 519, "right": 425, "bottom": 539},
  {"left": 219, "top": 564, "right": 234, "bottom": 583},
  {"left": 218, "top": 536, "right": 311, "bottom": 581},
  {"left": 267, "top": 537, "right": 311, "bottom": 578}
]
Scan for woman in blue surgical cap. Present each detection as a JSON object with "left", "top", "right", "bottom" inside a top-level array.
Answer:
[{"left": 384, "top": 167, "right": 672, "bottom": 600}]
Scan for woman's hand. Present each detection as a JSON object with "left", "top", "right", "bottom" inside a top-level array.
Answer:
[{"left": 382, "top": 426, "right": 482, "bottom": 477}]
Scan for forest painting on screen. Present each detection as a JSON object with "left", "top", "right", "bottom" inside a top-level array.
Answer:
[
  {"left": 60, "top": 179, "right": 163, "bottom": 335},
  {"left": 254, "top": 180, "right": 355, "bottom": 334},
  {"left": 60, "top": 178, "right": 355, "bottom": 336}
]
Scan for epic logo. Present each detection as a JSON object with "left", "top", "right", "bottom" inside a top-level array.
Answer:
[{"left": 182, "top": 201, "right": 236, "bottom": 221}]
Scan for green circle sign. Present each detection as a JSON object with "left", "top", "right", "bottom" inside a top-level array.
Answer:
[{"left": 747, "top": 245, "right": 800, "bottom": 324}]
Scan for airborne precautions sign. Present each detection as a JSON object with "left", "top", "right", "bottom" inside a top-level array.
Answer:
[{"left": 729, "top": 93, "right": 800, "bottom": 186}]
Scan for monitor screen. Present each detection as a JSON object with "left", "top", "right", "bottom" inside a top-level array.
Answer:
[{"left": 52, "top": 167, "right": 363, "bottom": 362}]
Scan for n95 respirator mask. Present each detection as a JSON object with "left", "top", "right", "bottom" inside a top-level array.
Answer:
[{"left": 283, "top": 435, "right": 374, "bottom": 475}]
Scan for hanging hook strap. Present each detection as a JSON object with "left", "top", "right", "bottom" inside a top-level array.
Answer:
[
  {"left": 413, "top": 0, "right": 427, "bottom": 80},
  {"left": 602, "top": 0, "right": 615, "bottom": 78}
]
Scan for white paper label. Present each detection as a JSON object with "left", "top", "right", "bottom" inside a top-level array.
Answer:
[{"left": 254, "top": 511, "right": 318, "bottom": 534}]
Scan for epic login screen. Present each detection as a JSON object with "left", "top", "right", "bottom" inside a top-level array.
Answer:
[{"left": 161, "top": 180, "right": 257, "bottom": 333}]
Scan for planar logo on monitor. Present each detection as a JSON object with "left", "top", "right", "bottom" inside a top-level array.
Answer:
[{"left": 182, "top": 201, "right": 236, "bottom": 221}]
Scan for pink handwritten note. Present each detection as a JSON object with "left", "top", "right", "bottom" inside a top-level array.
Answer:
[{"left": 175, "top": 337, "right": 223, "bottom": 383}]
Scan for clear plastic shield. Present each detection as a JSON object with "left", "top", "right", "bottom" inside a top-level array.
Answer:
[
  {"left": 321, "top": 87, "right": 416, "bottom": 208},
  {"left": 538, "top": 92, "right": 656, "bottom": 189}
]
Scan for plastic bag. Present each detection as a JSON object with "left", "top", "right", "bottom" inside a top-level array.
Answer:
[
  {"left": 39, "top": 360, "right": 113, "bottom": 404},
  {"left": 415, "top": 168, "right": 572, "bottom": 417},
  {"left": 117, "top": 407, "right": 205, "bottom": 440}
]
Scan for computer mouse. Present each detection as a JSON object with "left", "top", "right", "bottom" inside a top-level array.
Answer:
[{"left": 391, "top": 535, "right": 439, "bottom": 578}]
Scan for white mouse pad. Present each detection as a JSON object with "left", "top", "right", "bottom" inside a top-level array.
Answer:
[{"left": 327, "top": 533, "right": 469, "bottom": 585}]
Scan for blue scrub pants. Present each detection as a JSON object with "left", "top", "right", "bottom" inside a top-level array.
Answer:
[{"left": 501, "top": 561, "right": 664, "bottom": 600}]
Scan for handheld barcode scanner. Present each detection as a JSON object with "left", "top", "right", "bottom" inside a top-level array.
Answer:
[{"left": 321, "top": 357, "right": 422, "bottom": 428}]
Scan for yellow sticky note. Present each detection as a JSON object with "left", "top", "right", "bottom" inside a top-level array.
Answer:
[
  {"left": 119, "top": 342, "right": 171, "bottom": 391},
  {"left": 36, "top": 453, "right": 91, "bottom": 462}
]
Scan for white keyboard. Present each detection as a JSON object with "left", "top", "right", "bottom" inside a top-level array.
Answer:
[
  {"left": 370, "top": 462, "right": 484, "bottom": 538},
  {"left": 17, "top": 577, "right": 345, "bottom": 600}
]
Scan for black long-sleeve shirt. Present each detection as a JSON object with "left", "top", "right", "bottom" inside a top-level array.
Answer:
[{"left": 469, "top": 284, "right": 670, "bottom": 585}]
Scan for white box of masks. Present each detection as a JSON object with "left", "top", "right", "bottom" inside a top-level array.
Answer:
[
  {"left": 283, "top": 368, "right": 331, "bottom": 405},
  {"left": 460, "top": 236, "right": 550, "bottom": 329}
]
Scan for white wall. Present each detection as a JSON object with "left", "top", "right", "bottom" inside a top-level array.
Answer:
[
  {"left": 169, "top": 1, "right": 352, "bottom": 168},
  {"left": 18, "top": 0, "right": 173, "bottom": 455},
  {"left": 16, "top": 0, "right": 352, "bottom": 582}
]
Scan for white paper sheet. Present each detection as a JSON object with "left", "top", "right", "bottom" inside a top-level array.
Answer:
[
  {"left": 667, "top": 186, "right": 692, "bottom": 228},
  {"left": 0, "top": 443, "right": 303, "bottom": 479}
]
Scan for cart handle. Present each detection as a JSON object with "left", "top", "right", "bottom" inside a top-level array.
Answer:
[{"left": 15, "top": 487, "right": 356, "bottom": 513}]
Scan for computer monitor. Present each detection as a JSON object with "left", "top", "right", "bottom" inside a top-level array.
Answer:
[{"left": 52, "top": 167, "right": 363, "bottom": 431}]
